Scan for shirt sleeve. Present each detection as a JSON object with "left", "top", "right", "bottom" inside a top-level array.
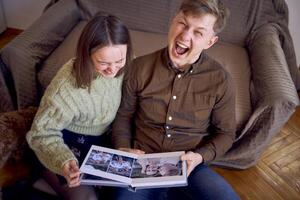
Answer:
[
  {"left": 26, "top": 93, "right": 75, "bottom": 175},
  {"left": 112, "top": 62, "right": 139, "bottom": 149},
  {"left": 195, "top": 72, "right": 236, "bottom": 163}
]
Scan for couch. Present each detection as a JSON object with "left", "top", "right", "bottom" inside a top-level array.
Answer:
[{"left": 1, "top": 0, "right": 300, "bottom": 188}]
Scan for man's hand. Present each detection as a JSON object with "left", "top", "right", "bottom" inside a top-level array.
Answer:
[
  {"left": 181, "top": 151, "right": 203, "bottom": 177},
  {"left": 118, "top": 147, "right": 145, "bottom": 155},
  {"left": 62, "top": 159, "right": 81, "bottom": 187}
]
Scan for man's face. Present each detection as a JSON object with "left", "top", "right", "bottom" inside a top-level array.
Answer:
[{"left": 167, "top": 11, "right": 218, "bottom": 69}]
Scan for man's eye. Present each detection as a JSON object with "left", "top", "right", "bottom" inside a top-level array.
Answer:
[
  {"left": 116, "top": 59, "right": 124, "bottom": 64},
  {"left": 195, "top": 31, "right": 203, "bottom": 36}
]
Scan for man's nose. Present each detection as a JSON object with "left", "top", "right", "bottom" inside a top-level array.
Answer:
[{"left": 180, "top": 29, "right": 192, "bottom": 42}]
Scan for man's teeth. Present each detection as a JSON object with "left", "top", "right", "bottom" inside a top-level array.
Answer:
[
  {"left": 177, "top": 42, "right": 188, "bottom": 49},
  {"left": 175, "top": 42, "right": 189, "bottom": 55}
]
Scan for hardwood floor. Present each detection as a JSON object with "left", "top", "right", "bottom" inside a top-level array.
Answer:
[
  {"left": 0, "top": 28, "right": 23, "bottom": 48},
  {"left": 215, "top": 99, "right": 300, "bottom": 200},
  {"left": 0, "top": 28, "right": 300, "bottom": 199}
]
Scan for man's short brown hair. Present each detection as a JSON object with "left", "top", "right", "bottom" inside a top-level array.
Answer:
[{"left": 179, "top": 0, "right": 229, "bottom": 34}]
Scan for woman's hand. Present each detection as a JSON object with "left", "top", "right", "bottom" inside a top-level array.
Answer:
[
  {"left": 118, "top": 147, "right": 145, "bottom": 155},
  {"left": 62, "top": 159, "right": 81, "bottom": 187},
  {"left": 181, "top": 151, "right": 203, "bottom": 177}
]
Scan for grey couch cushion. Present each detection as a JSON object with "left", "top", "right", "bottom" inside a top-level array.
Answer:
[
  {"left": 38, "top": 21, "right": 87, "bottom": 91},
  {"left": 205, "top": 43, "right": 252, "bottom": 131},
  {"left": 129, "top": 30, "right": 167, "bottom": 57},
  {"left": 77, "top": 0, "right": 181, "bottom": 34}
]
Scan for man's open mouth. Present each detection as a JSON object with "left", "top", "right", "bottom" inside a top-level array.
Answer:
[{"left": 175, "top": 42, "right": 189, "bottom": 55}]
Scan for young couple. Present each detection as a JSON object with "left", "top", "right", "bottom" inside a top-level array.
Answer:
[{"left": 26, "top": 0, "right": 240, "bottom": 199}]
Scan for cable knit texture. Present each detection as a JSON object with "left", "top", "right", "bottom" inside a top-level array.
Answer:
[{"left": 26, "top": 59, "right": 123, "bottom": 175}]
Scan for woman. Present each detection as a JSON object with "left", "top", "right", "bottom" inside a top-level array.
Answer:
[{"left": 26, "top": 13, "right": 132, "bottom": 200}]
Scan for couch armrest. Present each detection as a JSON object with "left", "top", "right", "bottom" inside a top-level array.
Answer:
[
  {"left": 248, "top": 25, "right": 299, "bottom": 107},
  {"left": 242, "top": 24, "right": 299, "bottom": 137},
  {"left": 0, "top": 0, "right": 80, "bottom": 109},
  {"left": 0, "top": 107, "right": 37, "bottom": 169},
  {"left": 213, "top": 24, "right": 299, "bottom": 169},
  {"left": 0, "top": 58, "right": 15, "bottom": 112}
]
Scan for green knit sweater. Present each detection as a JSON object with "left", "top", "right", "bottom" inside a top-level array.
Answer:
[{"left": 26, "top": 59, "right": 123, "bottom": 175}]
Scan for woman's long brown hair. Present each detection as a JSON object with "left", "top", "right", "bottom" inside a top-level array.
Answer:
[{"left": 73, "top": 13, "right": 133, "bottom": 90}]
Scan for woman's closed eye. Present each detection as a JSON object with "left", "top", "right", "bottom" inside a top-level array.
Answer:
[{"left": 98, "top": 62, "right": 109, "bottom": 67}]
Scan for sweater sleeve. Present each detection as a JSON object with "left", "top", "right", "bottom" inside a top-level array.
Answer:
[{"left": 26, "top": 92, "right": 75, "bottom": 175}]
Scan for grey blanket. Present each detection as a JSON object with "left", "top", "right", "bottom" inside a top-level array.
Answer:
[{"left": 214, "top": 0, "right": 300, "bottom": 168}]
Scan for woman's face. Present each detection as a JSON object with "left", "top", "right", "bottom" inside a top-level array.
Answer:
[{"left": 91, "top": 44, "right": 127, "bottom": 78}]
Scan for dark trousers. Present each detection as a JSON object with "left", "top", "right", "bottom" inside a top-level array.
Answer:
[
  {"left": 62, "top": 129, "right": 111, "bottom": 165},
  {"left": 112, "top": 164, "right": 240, "bottom": 200},
  {"left": 32, "top": 129, "right": 111, "bottom": 184}
]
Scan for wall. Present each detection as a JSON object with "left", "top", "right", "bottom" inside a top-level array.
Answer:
[
  {"left": 2, "top": 0, "right": 49, "bottom": 30},
  {"left": 286, "top": 0, "right": 300, "bottom": 66},
  {"left": 0, "top": 0, "right": 6, "bottom": 33}
]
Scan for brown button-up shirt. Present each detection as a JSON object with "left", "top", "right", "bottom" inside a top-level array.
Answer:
[{"left": 112, "top": 48, "right": 236, "bottom": 163}]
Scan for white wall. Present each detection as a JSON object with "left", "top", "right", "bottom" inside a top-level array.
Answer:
[
  {"left": 286, "top": 0, "right": 300, "bottom": 66},
  {"left": 2, "top": 0, "right": 49, "bottom": 30}
]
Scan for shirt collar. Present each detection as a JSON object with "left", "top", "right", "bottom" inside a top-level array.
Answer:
[{"left": 162, "top": 47, "right": 205, "bottom": 75}]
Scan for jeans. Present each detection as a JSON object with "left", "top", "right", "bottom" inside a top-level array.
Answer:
[{"left": 112, "top": 165, "right": 240, "bottom": 200}]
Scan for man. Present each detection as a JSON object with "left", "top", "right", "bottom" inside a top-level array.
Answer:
[{"left": 112, "top": 0, "right": 240, "bottom": 199}]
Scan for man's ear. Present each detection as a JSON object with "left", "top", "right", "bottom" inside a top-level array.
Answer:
[{"left": 204, "top": 35, "right": 218, "bottom": 49}]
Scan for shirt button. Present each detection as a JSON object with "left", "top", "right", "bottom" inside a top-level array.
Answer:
[
  {"left": 167, "top": 134, "right": 171, "bottom": 138},
  {"left": 166, "top": 126, "right": 170, "bottom": 129},
  {"left": 177, "top": 74, "right": 182, "bottom": 78},
  {"left": 168, "top": 116, "right": 172, "bottom": 121},
  {"left": 172, "top": 95, "right": 177, "bottom": 100}
]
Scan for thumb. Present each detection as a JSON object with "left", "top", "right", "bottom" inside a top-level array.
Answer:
[
  {"left": 69, "top": 160, "right": 79, "bottom": 171},
  {"left": 181, "top": 152, "right": 193, "bottom": 161},
  {"left": 187, "top": 167, "right": 193, "bottom": 177}
]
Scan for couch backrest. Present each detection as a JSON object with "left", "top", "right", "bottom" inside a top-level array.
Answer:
[
  {"left": 77, "top": 0, "right": 263, "bottom": 47},
  {"left": 77, "top": 0, "right": 180, "bottom": 35}
]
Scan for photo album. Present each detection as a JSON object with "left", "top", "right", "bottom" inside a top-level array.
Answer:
[{"left": 79, "top": 145, "right": 187, "bottom": 190}]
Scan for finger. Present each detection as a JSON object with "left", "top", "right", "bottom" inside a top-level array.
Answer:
[
  {"left": 63, "top": 162, "right": 70, "bottom": 172},
  {"left": 131, "top": 149, "right": 145, "bottom": 154},
  {"left": 63, "top": 161, "right": 73, "bottom": 174},
  {"left": 69, "top": 180, "right": 81, "bottom": 188},
  {"left": 186, "top": 164, "right": 196, "bottom": 177},
  {"left": 63, "top": 168, "right": 71, "bottom": 179},
  {"left": 118, "top": 148, "right": 131, "bottom": 153},
  {"left": 69, "top": 160, "right": 79, "bottom": 171},
  {"left": 68, "top": 176, "right": 80, "bottom": 185},
  {"left": 187, "top": 168, "right": 192, "bottom": 177},
  {"left": 69, "top": 171, "right": 81, "bottom": 179},
  {"left": 69, "top": 177, "right": 80, "bottom": 186},
  {"left": 181, "top": 153, "right": 194, "bottom": 161}
]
